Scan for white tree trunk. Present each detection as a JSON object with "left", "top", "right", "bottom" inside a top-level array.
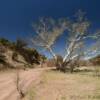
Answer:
[{"left": 63, "top": 40, "right": 76, "bottom": 62}]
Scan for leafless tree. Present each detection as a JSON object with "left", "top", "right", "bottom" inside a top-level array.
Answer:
[
  {"left": 31, "top": 10, "right": 100, "bottom": 72},
  {"left": 31, "top": 18, "right": 69, "bottom": 59}
]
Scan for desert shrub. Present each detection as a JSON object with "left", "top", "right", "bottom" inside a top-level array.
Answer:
[
  {"left": 12, "top": 52, "right": 18, "bottom": 61},
  {"left": 0, "top": 54, "right": 6, "bottom": 64},
  {"left": 0, "top": 38, "right": 12, "bottom": 47},
  {"left": 14, "top": 39, "right": 40, "bottom": 64},
  {"left": 19, "top": 48, "right": 40, "bottom": 64},
  {"left": 15, "top": 39, "right": 27, "bottom": 50}
]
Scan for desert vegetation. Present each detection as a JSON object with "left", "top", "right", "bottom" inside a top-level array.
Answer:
[{"left": 0, "top": 38, "right": 46, "bottom": 70}]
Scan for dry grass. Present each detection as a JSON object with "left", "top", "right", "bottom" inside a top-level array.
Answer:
[{"left": 26, "top": 68, "right": 100, "bottom": 100}]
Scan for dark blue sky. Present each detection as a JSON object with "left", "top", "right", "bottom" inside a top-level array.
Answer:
[{"left": 0, "top": 0, "right": 100, "bottom": 57}]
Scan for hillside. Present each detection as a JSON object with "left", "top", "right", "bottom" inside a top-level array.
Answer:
[{"left": 0, "top": 38, "right": 46, "bottom": 69}]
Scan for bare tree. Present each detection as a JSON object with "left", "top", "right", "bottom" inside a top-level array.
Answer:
[
  {"left": 31, "top": 18, "right": 68, "bottom": 60},
  {"left": 62, "top": 10, "right": 100, "bottom": 72},
  {"left": 31, "top": 10, "right": 100, "bottom": 72}
]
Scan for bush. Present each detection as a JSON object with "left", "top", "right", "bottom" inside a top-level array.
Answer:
[
  {"left": 0, "top": 38, "right": 11, "bottom": 46},
  {"left": 0, "top": 54, "right": 6, "bottom": 64}
]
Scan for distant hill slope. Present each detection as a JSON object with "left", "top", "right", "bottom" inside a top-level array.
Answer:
[
  {"left": 0, "top": 38, "right": 46, "bottom": 69},
  {"left": 89, "top": 55, "right": 100, "bottom": 65}
]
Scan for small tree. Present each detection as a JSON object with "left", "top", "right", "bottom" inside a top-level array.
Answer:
[{"left": 14, "top": 39, "right": 27, "bottom": 50}]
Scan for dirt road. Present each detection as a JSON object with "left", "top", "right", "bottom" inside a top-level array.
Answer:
[{"left": 0, "top": 68, "right": 47, "bottom": 100}]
